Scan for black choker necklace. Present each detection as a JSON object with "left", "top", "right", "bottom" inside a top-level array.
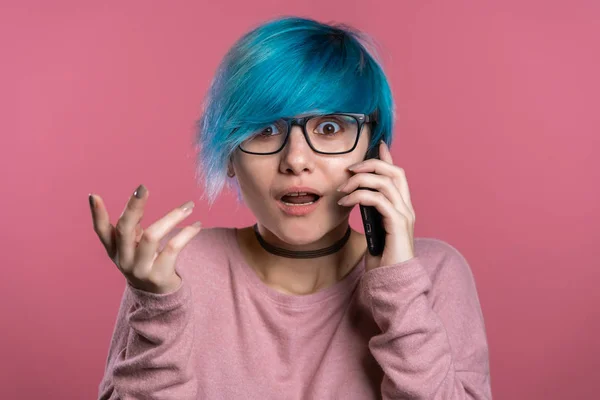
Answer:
[{"left": 252, "top": 223, "right": 352, "bottom": 259}]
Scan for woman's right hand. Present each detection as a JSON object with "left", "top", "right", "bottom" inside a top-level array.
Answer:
[{"left": 88, "top": 184, "right": 202, "bottom": 294}]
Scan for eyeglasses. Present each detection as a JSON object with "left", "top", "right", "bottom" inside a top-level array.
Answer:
[{"left": 237, "top": 113, "right": 374, "bottom": 155}]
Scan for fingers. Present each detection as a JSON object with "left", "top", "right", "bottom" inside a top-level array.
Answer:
[
  {"left": 147, "top": 222, "right": 202, "bottom": 285},
  {"left": 134, "top": 223, "right": 143, "bottom": 245},
  {"left": 89, "top": 184, "right": 202, "bottom": 294},
  {"left": 89, "top": 193, "right": 117, "bottom": 258},
  {"left": 346, "top": 159, "right": 415, "bottom": 216},
  {"left": 338, "top": 173, "right": 409, "bottom": 216},
  {"left": 132, "top": 200, "right": 196, "bottom": 278},
  {"left": 116, "top": 185, "right": 149, "bottom": 270}
]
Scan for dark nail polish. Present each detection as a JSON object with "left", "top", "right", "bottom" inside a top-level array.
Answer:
[
  {"left": 134, "top": 184, "right": 146, "bottom": 199},
  {"left": 88, "top": 194, "right": 95, "bottom": 210}
]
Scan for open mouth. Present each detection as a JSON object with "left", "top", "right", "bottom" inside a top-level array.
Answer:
[{"left": 279, "top": 192, "right": 321, "bottom": 206}]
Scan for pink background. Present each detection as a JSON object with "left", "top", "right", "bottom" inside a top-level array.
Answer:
[{"left": 2, "top": 1, "right": 598, "bottom": 398}]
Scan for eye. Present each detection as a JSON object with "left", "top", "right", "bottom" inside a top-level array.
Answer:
[
  {"left": 257, "top": 123, "right": 281, "bottom": 137},
  {"left": 315, "top": 120, "right": 342, "bottom": 135}
]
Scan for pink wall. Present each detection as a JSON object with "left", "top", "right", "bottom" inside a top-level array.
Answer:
[{"left": 2, "top": 1, "right": 598, "bottom": 398}]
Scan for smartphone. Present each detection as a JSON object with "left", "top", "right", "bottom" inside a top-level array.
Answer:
[{"left": 358, "top": 143, "right": 386, "bottom": 256}]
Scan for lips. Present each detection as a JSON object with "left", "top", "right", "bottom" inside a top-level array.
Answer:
[
  {"left": 276, "top": 186, "right": 323, "bottom": 200},
  {"left": 276, "top": 195, "right": 322, "bottom": 216},
  {"left": 280, "top": 193, "right": 320, "bottom": 204}
]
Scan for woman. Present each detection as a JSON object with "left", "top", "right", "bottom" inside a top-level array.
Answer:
[{"left": 91, "top": 16, "right": 492, "bottom": 399}]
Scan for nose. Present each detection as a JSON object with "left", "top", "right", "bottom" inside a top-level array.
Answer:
[
  {"left": 279, "top": 126, "right": 314, "bottom": 174},
  {"left": 285, "top": 125, "right": 311, "bottom": 152}
]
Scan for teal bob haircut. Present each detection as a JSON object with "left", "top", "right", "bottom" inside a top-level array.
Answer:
[{"left": 194, "top": 16, "right": 396, "bottom": 207}]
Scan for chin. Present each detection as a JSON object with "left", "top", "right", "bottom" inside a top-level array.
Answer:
[
  {"left": 261, "top": 203, "right": 345, "bottom": 245},
  {"left": 269, "top": 223, "right": 329, "bottom": 247}
]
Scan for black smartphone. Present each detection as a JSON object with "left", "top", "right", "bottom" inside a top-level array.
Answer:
[{"left": 358, "top": 143, "right": 386, "bottom": 256}]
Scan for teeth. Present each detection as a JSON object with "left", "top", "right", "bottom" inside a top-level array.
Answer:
[
  {"left": 284, "top": 192, "right": 309, "bottom": 197},
  {"left": 282, "top": 201, "right": 316, "bottom": 206}
]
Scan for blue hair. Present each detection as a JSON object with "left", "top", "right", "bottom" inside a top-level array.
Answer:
[{"left": 194, "top": 16, "right": 396, "bottom": 207}]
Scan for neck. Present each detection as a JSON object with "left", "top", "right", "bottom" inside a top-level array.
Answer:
[{"left": 236, "top": 222, "right": 366, "bottom": 295}]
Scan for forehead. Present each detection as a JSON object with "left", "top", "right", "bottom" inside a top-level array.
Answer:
[
  {"left": 282, "top": 111, "right": 351, "bottom": 119},
  {"left": 290, "top": 110, "right": 323, "bottom": 118}
]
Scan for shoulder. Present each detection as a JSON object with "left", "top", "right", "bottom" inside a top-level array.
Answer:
[
  {"left": 413, "top": 237, "right": 479, "bottom": 293},
  {"left": 158, "top": 225, "right": 236, "bottom": 272},
  {"left": 414, "top": 237, "right": 471, "bottom": 269},
  {"left": 159, "top": 225, "right": 234, "bottom": 250}
]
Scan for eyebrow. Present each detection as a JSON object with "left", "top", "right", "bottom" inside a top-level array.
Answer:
[{"left": 292, "top": 110, "right": 322, "bottom": 118}]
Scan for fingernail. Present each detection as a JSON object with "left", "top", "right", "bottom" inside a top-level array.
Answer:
[
  {"left": 88, "top": 194, "right": 95, "bottom": 210},
  {"left": 336, "top": 183, "right": 347, "bottom": 192},
  {"left": 192, "top": 221, "right": 202, "bottom": 228},
  {"left": 134, "top": 184, "right": 146, "bottom": 199},
  {"left": 180, "top": 200, "right": 195, "bottom": 211}
]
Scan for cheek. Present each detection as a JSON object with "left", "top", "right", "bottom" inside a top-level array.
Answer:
[
  {"left": 235, "top": 167, "right": 274, "bottom": 202},
  {"left": 325, "top": 157, "right": 363, "bottom": 180}
]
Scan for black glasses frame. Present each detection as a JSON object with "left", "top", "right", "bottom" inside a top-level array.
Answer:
[{"left": 237, "top": 112, "right": 376, "bottom": 155}]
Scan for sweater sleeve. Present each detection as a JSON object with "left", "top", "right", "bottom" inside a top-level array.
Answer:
[
  {"left": 360, "top": 244, "right": 492, "bottom": 399},
  {"left": 98, "top": 278, "right": 198, "bottom": 400}
]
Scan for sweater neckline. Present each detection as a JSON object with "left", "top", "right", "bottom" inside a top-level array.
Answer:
[{"left": 226, "top": 227, "right": 366, "bottom": 308}]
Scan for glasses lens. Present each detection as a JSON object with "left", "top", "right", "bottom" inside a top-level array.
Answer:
[
  {"left": 239, "top": 114, "right": 359, "bottom": 154},
  {"left": 240, "top": 119, "right": 288, "bottom": 154},
  {"left": 306, "top": 114, "right": 358, "bottom": 153}
]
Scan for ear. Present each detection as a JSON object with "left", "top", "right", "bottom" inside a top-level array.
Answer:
[
  {"left": 227, "top": 155, "right": 235, "bottom": 177},
  {"left": 379, "top": 139, "right": 393, "bottom": 164}
]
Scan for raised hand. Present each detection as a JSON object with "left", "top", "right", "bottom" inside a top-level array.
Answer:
[{"left": 89, "top": 184, "right": 202, "bottom": 294}]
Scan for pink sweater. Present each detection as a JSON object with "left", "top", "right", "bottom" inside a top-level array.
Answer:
[{"left": 98, "top": 227, "right": 492, "bottom": 399}]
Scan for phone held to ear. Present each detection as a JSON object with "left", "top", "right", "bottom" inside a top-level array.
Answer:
[{"left": 358, "top": 143, "right": 386, "bottom": 256}]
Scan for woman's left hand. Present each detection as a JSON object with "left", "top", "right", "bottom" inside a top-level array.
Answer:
[{"left": 337, "top": 140, "right": 416, "bottom": 272}]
